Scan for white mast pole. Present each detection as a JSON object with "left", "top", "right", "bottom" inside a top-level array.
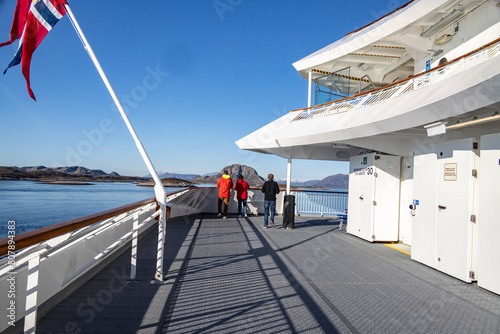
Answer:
[
  {"left": 64, "top": 4, "right": 167, "bottom": 281},
  {"left": 286, "top": 156, "right": 292, "bottom": 195}
]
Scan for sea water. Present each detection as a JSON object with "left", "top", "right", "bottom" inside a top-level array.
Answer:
[{"left": 0, "top": 180, "right": 185, "bottom": 239}]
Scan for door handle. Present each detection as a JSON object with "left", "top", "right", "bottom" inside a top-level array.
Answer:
[{"left": 438, "top": 205, "right": 446, "bottom": 210}]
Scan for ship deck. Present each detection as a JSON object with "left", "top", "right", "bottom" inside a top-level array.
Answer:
[{"left": 34, "top": 215, "right": 500, "bottom": 334}]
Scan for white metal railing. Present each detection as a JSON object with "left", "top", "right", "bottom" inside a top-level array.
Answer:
[
  {"left": 294, "top": 190, "right": 348, "bottom": 217},
  {"left": 292, "top": 39, "right": 500, "bottom": 121},
  {"left": 0, "top": 201, "right": 160, "bottom": 334}
]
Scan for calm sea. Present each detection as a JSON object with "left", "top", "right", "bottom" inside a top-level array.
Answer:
[{"left": 0, "top": 180, "right": 186, "bottom": 239}]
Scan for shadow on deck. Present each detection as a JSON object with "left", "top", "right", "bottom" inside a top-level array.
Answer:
[{"left": 32, "top": 215, "right": 500, "bottom": 334}]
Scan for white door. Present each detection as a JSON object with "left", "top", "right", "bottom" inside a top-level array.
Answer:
[
  {"left": 372, "top": 155, "right": 400, "bottom": 242},
  {"left": 412, "top": 138, "right": 477, "bottom": 282},
  {"left": 347, "top": 154, "right": 376, "bottom": 241},
  {"left": 434, "top": 139, "right": 477, "bottom": 282}
]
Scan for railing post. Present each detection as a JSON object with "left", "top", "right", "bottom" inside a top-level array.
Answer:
[
  {"left": 24, "top": 254, "right": 40, "bottom": 334},
  {"left": 130, "top": 212, "right": 139, "bottom": 280},
  {"left": 155, "top": 191, "right": 167, "bottom": 282}
]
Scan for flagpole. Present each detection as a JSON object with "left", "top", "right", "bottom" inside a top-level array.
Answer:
[{"left": 64, "top": 4, "right": 167, "bottom": 282}]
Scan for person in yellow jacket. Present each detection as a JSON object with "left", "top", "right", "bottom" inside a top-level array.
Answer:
[{"left": 217, "top": 170, "right": 233, "bottom": 219}]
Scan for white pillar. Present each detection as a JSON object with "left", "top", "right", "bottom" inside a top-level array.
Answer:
[
  {"left": 308, "top": 70, "right": 312, "bottom": 118},
  {"left": 286, "top": 157, "right": 292, "bottom": 195},
  {"left": 308, "top": 70, "right": 313, "bottom": 107}
]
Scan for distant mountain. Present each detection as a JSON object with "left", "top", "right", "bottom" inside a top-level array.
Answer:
[
  {"left": 144, "top": 171, "right": 200, "bottom": 180},
  {"left": 4, "top": 165, "right": 349, "bottom": 189},
  {"left": 1, "top": 166, "right": 144, "bottom": 183},
  {"left": 137, "top": 178, "right": 195, "bottom": 187},
  {"left": 275, "top": 178, "right": 321, "bottom": 187},
  {"left": 316, "top": 174, "right": 349, "bottom": 189},
  {"left": 18, "top": 166, "right": 117, "bottom": 176},
  {"left": 190, "top": 164, "right": 265, "bottom": 186}
]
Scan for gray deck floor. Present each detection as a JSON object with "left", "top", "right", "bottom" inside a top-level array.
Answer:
[{"left": 35, "top": 215, "right": 500, "bottom": 334}]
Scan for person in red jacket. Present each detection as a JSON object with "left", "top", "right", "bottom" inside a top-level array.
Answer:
[
  {"left": 235, "top": 175, "right": 250, "bottom": 218},
  {"left": 217, "top": 170, "right": 233, "bottom": 219}
]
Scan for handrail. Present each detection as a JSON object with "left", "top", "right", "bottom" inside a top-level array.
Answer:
[
  {"left": 292, "top": 37, "right": 500, "bottom": 115},
  {"left": 0, "top": 197, "right": 163, "bottom": 256},
  {"left": 344, "top": 0, "right": 416, "bottom": 37},
  {"left": 291, "top": 188, "right": 348, "bottom": 194}
]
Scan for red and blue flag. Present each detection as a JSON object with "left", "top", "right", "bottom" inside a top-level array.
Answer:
[{"left": 1, "top": 0, "right": 68, "bottom": 100}]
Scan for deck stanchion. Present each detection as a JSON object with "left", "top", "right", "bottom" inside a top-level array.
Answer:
[
  {"left": 130, "top": 212, "right": 139, "bottom": 280},
  {"left": 23, "top": 254, "right": 40, "bottom": 334},
  {"left": 155, "top": 191, "right": 166, "bottom": 282}
]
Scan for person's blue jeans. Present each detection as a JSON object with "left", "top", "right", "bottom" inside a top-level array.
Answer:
[
  {"left": 238, "top": 199, "right": 247, "bottom": 216},
  {"left": 263, "top": 200, "right": 276, "bottom": 225}
]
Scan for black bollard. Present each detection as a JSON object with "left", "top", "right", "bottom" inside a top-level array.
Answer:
[{"left": 283, "top": 195, "right": 295, "bottom": 229}]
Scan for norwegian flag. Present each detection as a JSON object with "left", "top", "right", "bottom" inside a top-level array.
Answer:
[{"left": 1, "top": 0, "right": 68, "bottom": 100}]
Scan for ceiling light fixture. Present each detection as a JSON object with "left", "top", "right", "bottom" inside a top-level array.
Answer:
[
  {"left": 435, "top": 34, "right": 452, "bottom": 45},
  {"left": 446, "top": 113, "right": 500, "bottom": 130},
  {"left": 420, "top": 9, "right": 463, "bottom": 38}
]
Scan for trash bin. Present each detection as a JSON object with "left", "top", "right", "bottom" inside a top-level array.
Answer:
[{"left": 283, "top": 195, "right": 295, "bottom": 229}]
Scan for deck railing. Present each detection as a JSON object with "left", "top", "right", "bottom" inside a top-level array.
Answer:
[
  {"left": 293, "top": 189, "right": 348, "bottom": 217},
  {"left": 292, "top": 38, "right": 500, "bottom": 121},
  {"left": 0, "top": 197, "right": 171, "bottom": 334}
]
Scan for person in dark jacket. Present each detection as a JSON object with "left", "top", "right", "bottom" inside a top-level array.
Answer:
[{"left": 261, "top": 173, "right": 280, "bottom": 228}]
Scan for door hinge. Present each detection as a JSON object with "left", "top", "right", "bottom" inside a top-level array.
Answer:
[
  {"left": 472, "top": 169, "right": 478, "bottom": 178},
  {"left": 373, "top": 200, "right": 377, "bottom": 206},
  {"left": 471, "top": 215, "right": 477, "bottom": 223},
  {"left": 469, "top": 271, "right": 476, "bottom": 280}
]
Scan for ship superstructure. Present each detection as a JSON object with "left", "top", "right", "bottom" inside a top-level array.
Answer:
[{"left": 237, "top": 0, "right": 500, "bottom": 295}]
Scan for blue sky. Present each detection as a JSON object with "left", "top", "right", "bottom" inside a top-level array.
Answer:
[{"left": 0, "top": 0, "right": 399, "bottom": 180}]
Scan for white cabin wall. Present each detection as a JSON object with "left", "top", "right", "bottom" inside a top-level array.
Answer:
[
  {"left": 477, "top": 133, "right": 500, "bottom": 295},
  {"left": 398, "top": 156, "right": 414, "bottom": 246}
]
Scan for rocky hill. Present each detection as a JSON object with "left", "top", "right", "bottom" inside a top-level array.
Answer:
[
  {"left": 316, "top": 174, "right": 349, "bottom": 189},
  {"left": 0, "top": 166, "right": 144, "bottom": 183},
  {"left": 189, "top": 164, "right": 265, "bottom": 186},
  {"left": 143, "top": 171, "right": 200, "bottom": 180},
  {"left": 18, "top": 165, "right": 116, "bottom": 176},
  {"left": 2, "top": 165, "right": 349, "bottom": 189},
  {"left": 137, "top": 178, "right": 195, "bottom": 187}
]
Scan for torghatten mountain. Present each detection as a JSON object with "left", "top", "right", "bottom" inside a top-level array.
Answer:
[{"left": 189, "top": 164, "right": 265, "bottom": 186}]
